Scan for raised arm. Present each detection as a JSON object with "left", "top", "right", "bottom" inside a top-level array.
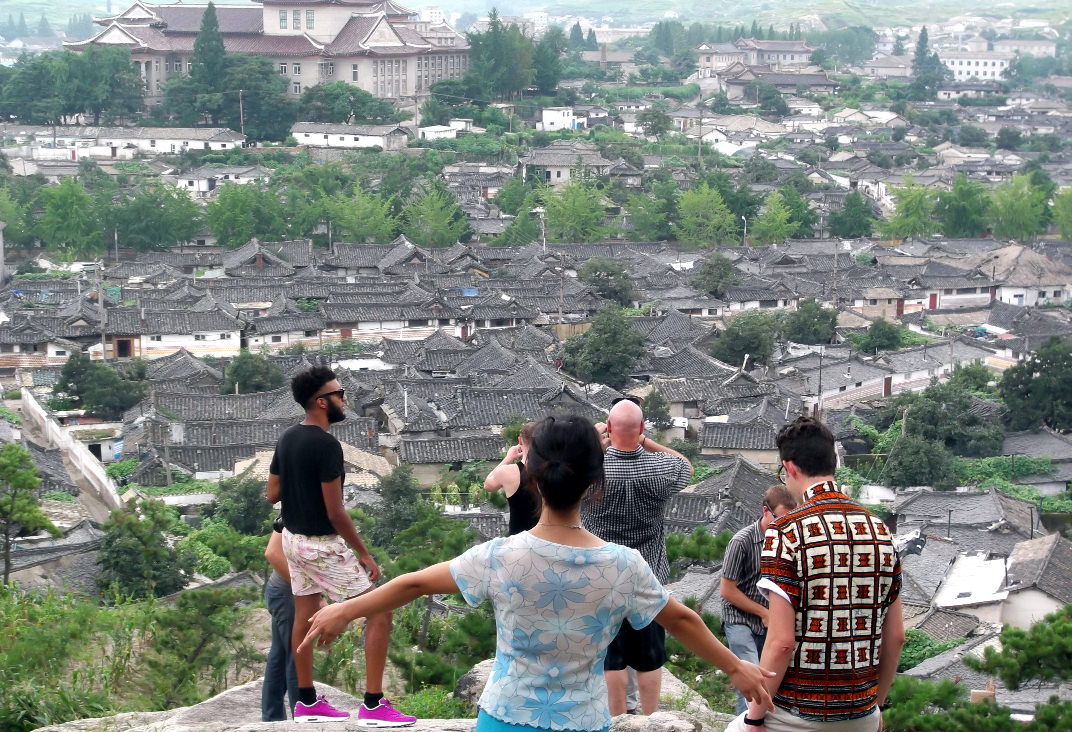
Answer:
[
  {"left": 299, "top": 562, "right": 459, "bottom": 652},
  {"left": 484, "top": 445, "right": 522, "bottom": 493}
]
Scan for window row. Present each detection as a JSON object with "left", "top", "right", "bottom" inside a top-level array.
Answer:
[{"left": 279, "top": 9, "right": 315, "bottom": 29}]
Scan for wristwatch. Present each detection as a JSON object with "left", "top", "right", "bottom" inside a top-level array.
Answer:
[{"left": 743, "top": 717, "right": 766, "bottom": 727}]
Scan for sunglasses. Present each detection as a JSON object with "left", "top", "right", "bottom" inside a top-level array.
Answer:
[
  {"left": 313, "top": 388, "right": 346, "bottom": 401},
  {"left": 776, "top": 462, "right": 785, "bottom": 480},
  {"left": 611, "top": 395, "right": 644, "bottom": 406}
]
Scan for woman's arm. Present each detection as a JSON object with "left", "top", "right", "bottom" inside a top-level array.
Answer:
[
  {"left": 298, "top": 562, "right": 459, "bottom": 653},
  {"left": 484, "top": 445, "right": 522, "bottom": 493},
  {"left": 656, "top": 598, "right": 775, "bottom": 711}
]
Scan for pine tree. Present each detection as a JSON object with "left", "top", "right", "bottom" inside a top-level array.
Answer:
[
  {"left": 17, "top": 11, "right": 29, "bottom": 37},
  {"left": 191, "top": 2, "right": 226, "bottom": 93},
  {"left": 37, "top": 14, "right": 52, "bottom": 36}
]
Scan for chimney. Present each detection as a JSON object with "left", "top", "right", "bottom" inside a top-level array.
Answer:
[{"left": 255, "top": 252, "right": 264, "bottom": 269}]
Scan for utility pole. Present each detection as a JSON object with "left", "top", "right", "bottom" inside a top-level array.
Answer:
[
  {"left": 238, "top": 89, "right": 245, "bottom": 136},
  {"left": 94, "top": 263, "right": 108, "bottom": 361}
]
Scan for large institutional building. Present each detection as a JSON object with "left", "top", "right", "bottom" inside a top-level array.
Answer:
[{"left": 65, "top": 0, "right": 469, "bottom": 103}]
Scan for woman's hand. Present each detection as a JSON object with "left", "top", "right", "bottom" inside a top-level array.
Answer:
[
  {"left": 731, "top": 660, "right": 776, "bottom": 713},
  {"left": 297, "top": 603, "right": 356, "bottom": 653}
]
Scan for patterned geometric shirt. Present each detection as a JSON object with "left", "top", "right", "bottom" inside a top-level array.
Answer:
[
  {"left": 720, "top": 521, "right": 767, "bottom": 636},
  {"left": 760, "top": 481, "right": 902, "bottom": 721},
  {"left": 581, "top": 445, "right": 692, "bottom": 583},
  {"left": 449, "top": 532, "right": 669, "bottom": 731}
]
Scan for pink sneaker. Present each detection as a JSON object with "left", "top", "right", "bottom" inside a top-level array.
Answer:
[
  {"left": 294, "top": 695, "right": 350, "bottom": 723},
  {"left": 357, "top": 698, "right": 417, "bottom": 727}
]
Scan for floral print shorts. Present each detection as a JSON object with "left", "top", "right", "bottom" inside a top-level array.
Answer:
[{"left": 281, "top": 529, "right": 372, "bottom": 602}]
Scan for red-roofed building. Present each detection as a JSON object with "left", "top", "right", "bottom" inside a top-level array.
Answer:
[{"left": 64, "top": 0, "right": 468, "bottom": 103}]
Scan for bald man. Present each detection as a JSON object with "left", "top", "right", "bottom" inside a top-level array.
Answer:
[{"left": 583, "top": 399, "right": 694, "bottom": 716}]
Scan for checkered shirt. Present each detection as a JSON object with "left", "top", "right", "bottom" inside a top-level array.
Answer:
[
  {"left": 581, "top": 445, "right": 692, "bottom": 583},
  {"left": 761, "top": 480, "right": 902, "bottom": 721}
]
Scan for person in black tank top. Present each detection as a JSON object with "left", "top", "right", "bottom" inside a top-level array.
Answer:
[{"left": 483, "top": 422, "right": 541, "bottom": 534}]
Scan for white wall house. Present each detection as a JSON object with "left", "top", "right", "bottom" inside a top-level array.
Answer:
[
  {"left": 938, "top": 51, "right": 1015, "bottom": 81},
  {"left": 537, "top": 107, "right": 585, "bottom": 132},
  {"left": 290, "top": 122, "right": 411, "bottom": 150}
]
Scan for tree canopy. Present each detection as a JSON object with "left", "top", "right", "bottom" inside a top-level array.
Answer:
[
  {"left": 221, "top": 350, "right": 285, "bottom": 394},
  {"left": 578, "top": 257, "right": 636, "bottom": 307},
  {"left": 562, "top": 306, "right": 645, "bottom": 389},
  {"left": 674, "top": 184, "right": 738, "bottom": 247},
  {"left": 97, "top": 499, "right": 195, "bottom": 598},
  {"left": 999, "top": 337, "right": 1072, "bottom": 431},
  {"left": 784, "top": 298, "right": 837, "bottom": 345},
  {"left": 710, "top": 310, "right": 780, "bottom": 367},
  {"left": 689, "top": 253, "right": 740, "bottom": 298},
  {"left": 0, "top": 443, "right": 54, "bottom": 583}
]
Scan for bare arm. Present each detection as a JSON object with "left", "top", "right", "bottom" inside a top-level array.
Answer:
[
  {"left": 655, "top": 598, "right": 774, "bottom": 711},
  {"left": 484, "top": 447, "right": 522, "bottom": 494},
  {"left": 746, "top": 592, "right": 796, "bottom": 722},
  {"left": 266, "top": 473, "right": 281, "bottom": 504},
  {"left": 875, "top": 596, "right": 906, "bottom": 707},
  {"left": 299, "top": 562, "right": 458, "bottom": 652},
  {"left": 322, "top": 477, "right": 380, "bottom": 582},
  {"left": 720, "top": 577, "right": 769, "bottom": 627},
  {"left": 641, "top": 436, "right": 694, "bottom": 476},
  {"left": 264, "top": 530, "right": 291, "bottom": 581}
]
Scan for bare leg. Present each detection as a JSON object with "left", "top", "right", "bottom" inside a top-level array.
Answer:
[
  {"left": 363, "top": 610, "right": 392, "bottom": 694},
  {"left": 291, "top": 594, "right": 322, "bottom": 688},
  {"left": 606, "top": 669, "right": 628, "bottom": 716},
  {"left": 637, "top": 669, "right": 662, "bottom": 715}
]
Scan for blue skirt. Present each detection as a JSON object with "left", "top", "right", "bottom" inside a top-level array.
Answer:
[{"left": 476, "top": 709, "right": 610, "bottom": 732}]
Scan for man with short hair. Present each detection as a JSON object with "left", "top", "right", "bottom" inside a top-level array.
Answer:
[
  {"left": 267, "top": 365, "right": 415, "bottom": 727},
  {"left": 729, "top": 416, "right": 904, "bottom": 732},
  {"left": 584, "top": 398, "right": 694, "bottom": 716},
  {"left": 720, "top": 484, "right": 797, "bottom": 715}
]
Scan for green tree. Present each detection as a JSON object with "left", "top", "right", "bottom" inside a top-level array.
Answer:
[
  {"left": 67, "top": 46, "right": 144, "bottom": 125},
  {"left": 1054, "top": 188, "right": 1072, "bottom": 241},
  {"left": 191, "top": 1, "right": 226, "bottom": 104},
  {"left": 968, "top": 603, "right": 1072, "bottom": 690},
  {"left": 636, "top": 107, "right": 673, "bottom": 137},
  {"left": 644, "top": 389, "right": 674, "bottom": 432},
  {"left": 909, "top": 26, "right": 949, "bottom": 99},
  {"left": 493, "top": 177, "right": 531, "bottom": 217},
  {"left": 957, "top": 125, "right": 989, "bottom": 147},
  {"left": 871, "top": 380, "right": 1004, "bottom": 457},
  {"left": 141, "top": 587, "right": 259, "bottom": 708},
  {"left": 628, "top": 178, "right": 678, "bottom": 241},
  {"left": 401, "top": 181, "right": 469, "bottom": 248},
  {"left": 532, "top": 30, "right": 564, "bottom": 95},
  {"left": 674, "top": 184, "right": 738, "bottom": 247},
  {"left": 112, "top": 182, "right": 203, "bottom": 251},
  {"left": 544, "top": 181, "right": 607, "bottom": 243},
  {"left": 881, "top": 435, "right": 957, "bottom": 489},
  {"left": 81, "top": 366, "right": 148, "bottom": 420},
  {"left": 205, "top": 184, "right": 285, "bottom": 248},
  {"left": 751, "top": 191, "right": 796, "bottom": 245},
  {"left": 561, "top": 306, "right": 644, "bottom": 389},
  {"left": 219, "top": 55, "right": 296, "bottom": 141},
  {"left": 579, "top": 257, "right": 636, "bottom": 306},
  {"left": 0, "top": 443, "right": 55, "bottom": 583},
  {"left": 995, "top": 126, "right": 1021, "bottom": 151},
  {"left": 852, "top": 318, "right": 903, "bottom": 353},
  {"left": 689, "top": 253, "right": 739, "bottom": 298},
  {"left": 989, "top": 174, "right": 1046, "bottom": 241},
  {"left": 878, "top": 179, "right": 939, "bottom": 240},
  {"left": 328, "top": 184, "right": 398, "bottom": 243},
  {"left": 897, "top": 628, "right": 962, "bottom": 672},
  {"left": 935, "top": 173, "right": 990, "bottom": 238},
  {"left": 0, "top": 189, "right": 34, "bottom": 248},
  {"left": 368, "top": 465, "right": 422, "bottom": 550},
  {"left": 97, "top": 499, "right": 195, "bottom": 598},
  {"left": 35, "top": 177, "right": 103, "bottom": 259},
  {"left": 828, "top": 191, "right": 875, "bottom": 238},
  {"left": 778, "top": 185, "right": 818, "bottom": 238},
  {"left": 709, "top": 310, "right": 780, "bottom": 367},
  {"left": 746, "top": 80, "right": 789, "bottom": 115},
  {"left": 568, "top": 22, "right": 585, "bottom": 50},
  {"left": 784, "top": 298, "right": 837, "bottom": 345},
  {"left": 221, "top": 349, "right": 285, "bottom": 394},
  {"left": 299, "top": 82, "right": 401, "bottom": 124},
  {"left": 999, "top": 337, "right": 1072, "bottom": 431}
]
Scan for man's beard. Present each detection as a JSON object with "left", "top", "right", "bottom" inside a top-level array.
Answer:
[{"left": 327, "top": 402, "right": 347, "bottom": 423}]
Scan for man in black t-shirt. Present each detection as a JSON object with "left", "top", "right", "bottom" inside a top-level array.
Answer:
[{"left": 267, "top": 366, "right": 415, "bottom": 727}]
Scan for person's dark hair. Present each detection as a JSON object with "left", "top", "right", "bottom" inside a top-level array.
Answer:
[
  {"left": 776, "top": 416, "right": 836, "bottom": 477},
  {"left": 526, "top": 414, "right": 604, "bottom": 511},
  {"left": 291, "top": 365, "right": 336, "bottom": 409}
]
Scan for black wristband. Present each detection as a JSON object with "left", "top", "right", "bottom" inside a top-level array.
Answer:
[{"left": 743, "top": 717, "right": 766, "bottom": 727}]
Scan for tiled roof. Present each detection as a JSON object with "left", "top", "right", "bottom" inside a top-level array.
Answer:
[
  {"left": 105, "top": 308, "right": 243, "bottom": 336},
  {"left": 443, "top": 388, "right": 547, "bottom": 428},
  {"left": 700, "top": 422, "right": 778, "bottom": 450},
  {"left": 1003, "top": 533, "right": 1072, "bottom": 603},
  {"left": 399, "top": 435, "right": 506, "bottom": 463},
  {"left": 914, "top": 608, "right": 980, "bottom": 644}
]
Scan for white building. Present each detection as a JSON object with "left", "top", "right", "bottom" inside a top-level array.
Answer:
[
  {"left": 537, "top": 107, "right": 586, "bottom": 132},
  {"left": 290, "top": 122, "right": 411, "bottom": 150},
  {"left": 938, "top": 50, "right": 1015, "bottom": 81}
]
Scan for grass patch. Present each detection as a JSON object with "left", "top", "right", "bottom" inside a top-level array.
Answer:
[{"left": 395, "top": 685, "right": 471, "bottom": 719}]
